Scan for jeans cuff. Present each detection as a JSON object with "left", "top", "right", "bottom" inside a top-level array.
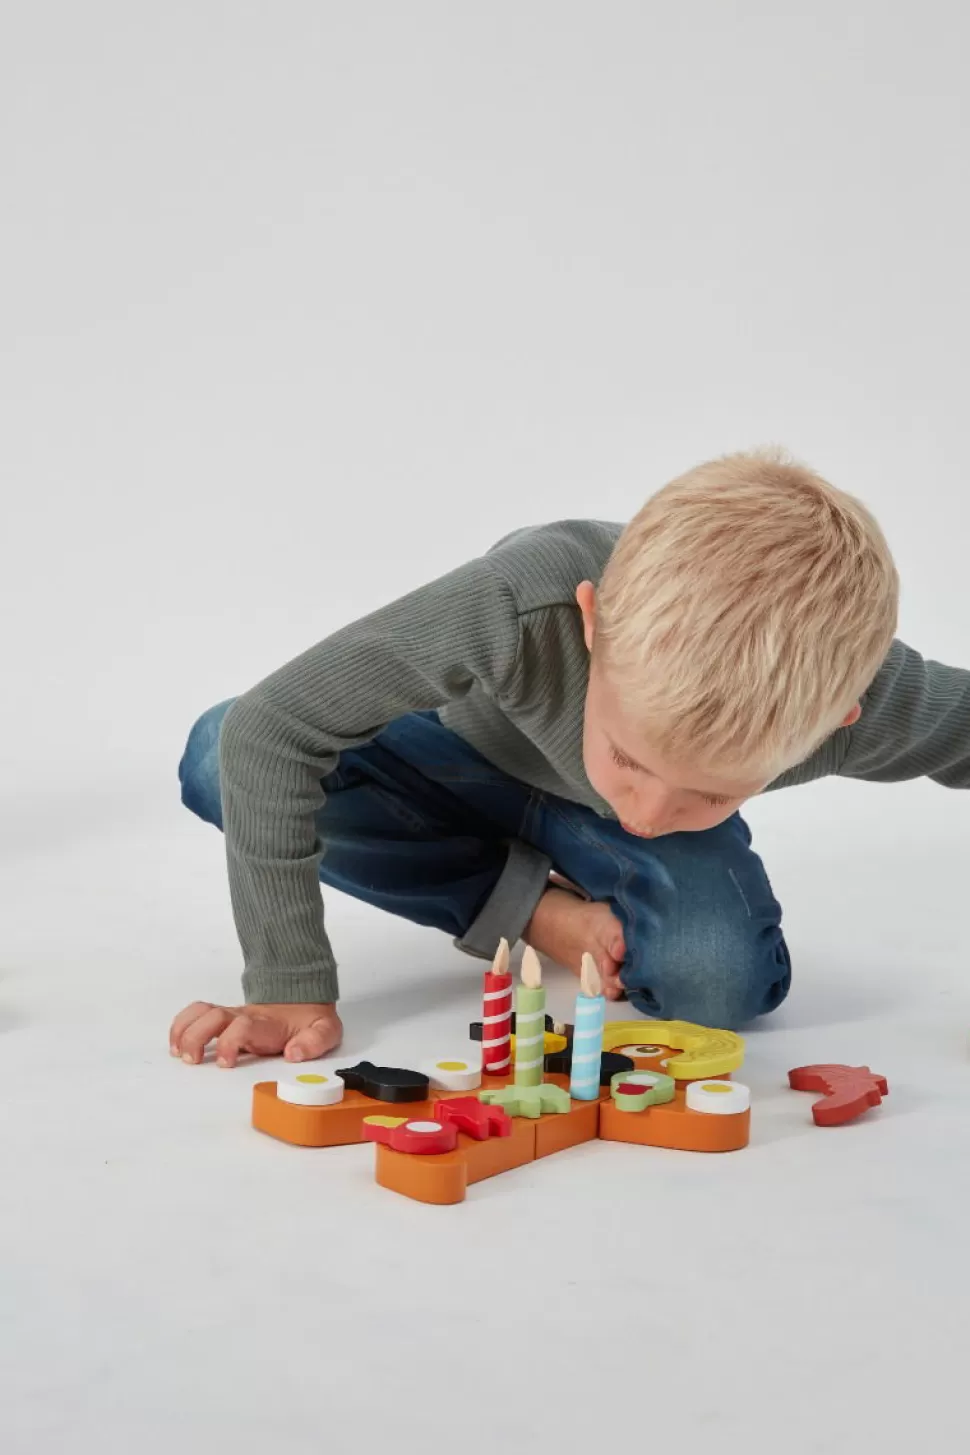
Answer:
[{"left": 454, "top": 839, "right": 554, "bottom": 960}]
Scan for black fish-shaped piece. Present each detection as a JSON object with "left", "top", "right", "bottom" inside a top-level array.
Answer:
[
  {"left": 335, "top": 1061, "right": 430, "bottom": 1103},
  {"left": 543, "top": 1049, "right": 634, "bottom": 1086}
]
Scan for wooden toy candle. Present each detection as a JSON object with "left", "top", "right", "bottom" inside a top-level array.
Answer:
[
  {"left": 569, "top": 953, "right": 606, "bottom": 1101},
  {"left": 513, "top": 946, "right": 546, "bottom": 1087},
  {"left": 482, "top": 937, "right": 514, "bottom": 1076}
]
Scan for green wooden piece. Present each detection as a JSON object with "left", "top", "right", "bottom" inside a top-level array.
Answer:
[
  {"left": 479, "top": 1083, "right": 571, "bottom": 1119},
  {"left": 609, "top": 1070, "right": 676, "bottom": 1112}
]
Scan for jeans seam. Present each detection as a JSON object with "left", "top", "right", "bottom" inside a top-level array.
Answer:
[
  {"left": 728, "top": 868, "right": 753, "bottom": 918},
  {"left": 518, "top": 788, "right": 545, "bottom": 843}
]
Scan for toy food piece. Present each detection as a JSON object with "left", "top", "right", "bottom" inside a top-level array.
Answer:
[
  {"left": 427, "top": 1058, "right": 482, "bottom": 1091},
  {"left": 544, "top": 1047, "right": 634, "bottom": 1085},
  {"left": 601, "top": 1020, "right": 744, "bottom": 1080},
  {"left": 788, "top": 1064, "right": 888, "bottom": 1126},
  {"left": 276, "top": 1070, "right": 345, "bottom": 1106},
  {"left": 362, "top": 1117, "right": 459, "bottom": 1154},
  {"left": 685, "top": 1081, "right": 751, "bottom": 1115},
  {"left": 335, "top": 1061, "right": 430, "bottom": 1103},
  {"left": 479, "top": 1083, "right": 572, "bottom": 1118},
  {"left": 610, "top": 1069, "right": 676, "bottom": 1112}
]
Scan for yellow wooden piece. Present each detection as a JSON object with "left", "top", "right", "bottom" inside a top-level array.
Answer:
[
  {"left": 509, "top": 1029, "right": 568, "bottom": 1058},
  {"left": 362, "top": 1115, "right": 409, "bottom": 1129},
  {"left": 601, "top": 1020, "right": 744, "bottom": 1080}
]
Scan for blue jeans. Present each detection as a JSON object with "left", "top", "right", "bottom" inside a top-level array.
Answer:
[{"left": 179, "top": 703, "right": 791, "bottom": 1029}]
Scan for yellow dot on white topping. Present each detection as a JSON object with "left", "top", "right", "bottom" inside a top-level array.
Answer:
[
  {"left": 702, "top": 1082, "right": 732, "bottom": 1093},
  {"left": 296, "top": 1074, "right": 327, "bottom": 1084},
  {"left": 436, "top": 1061, "right": 467, "bottom": 1072}
]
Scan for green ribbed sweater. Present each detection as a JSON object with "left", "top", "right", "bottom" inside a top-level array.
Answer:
[{"left": 219, "top": 520, "right": 970, "bottom": 1005}]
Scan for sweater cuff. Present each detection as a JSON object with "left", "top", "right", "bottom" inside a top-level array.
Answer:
[
  {"left": 243, "top": 959, "right": 339, "bottom": 1006},
  {"left": 454, "top": 838, "right": 553, "bottom": 960}
]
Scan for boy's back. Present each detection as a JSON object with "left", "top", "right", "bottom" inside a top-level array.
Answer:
[{"left": 174, "top": 452, "right": 970, "bottom": 1067}]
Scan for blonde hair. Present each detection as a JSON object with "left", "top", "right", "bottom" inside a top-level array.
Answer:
[{"left": 595, "top": 449, "right": 899, "bottom": 782}]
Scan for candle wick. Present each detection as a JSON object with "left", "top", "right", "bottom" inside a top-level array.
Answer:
[
  {"left": 521, "top": 945, "right": 543, "bottom": 989},
  {"left": 579, "top": 952, "right": 602, "bottom": 998},
  {"left": 491, "top": 936, "right": 510, "bottom": 976}
]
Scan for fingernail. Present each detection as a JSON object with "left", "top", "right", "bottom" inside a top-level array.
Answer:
[
  {"left": 169, "top": 1046, "right": 179, "bottom": 1057},
  {"left": 216, "top": 1057, "right": 228, "bottom": 1069},
  {"left": 181, "top": 1053, "right": 194, "bottom": 1065},
  {"left": 290, "top": 1048, "right": 304, "bottom": 1062}
]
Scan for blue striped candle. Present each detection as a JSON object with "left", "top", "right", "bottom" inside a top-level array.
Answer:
[{"left": 569, "top": 953, "right": 606, "bottom": 1101}]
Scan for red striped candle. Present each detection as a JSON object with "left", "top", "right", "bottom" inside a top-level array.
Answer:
[{"left": 482, "top": 937, "right": 513, "bottom": 1077}]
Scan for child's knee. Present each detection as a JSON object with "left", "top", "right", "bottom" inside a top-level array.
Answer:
[
  {"left": 178, "top": 699, "right": 236, "bottom": 827},
  {"left": 621, "top": 922, "right": 791, "bottom": 1031}
]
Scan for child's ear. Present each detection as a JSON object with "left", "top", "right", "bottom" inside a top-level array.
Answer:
[
  {"left": 842, "top": 703, "right": 862, "bottom": 727},
  {"left": 575, "top": 581, "right": 596, "bottom": 651}
]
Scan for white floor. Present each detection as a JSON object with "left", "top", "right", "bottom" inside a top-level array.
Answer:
[{"left": 3, "top": 785, "right": 968, "bottom": 1453}]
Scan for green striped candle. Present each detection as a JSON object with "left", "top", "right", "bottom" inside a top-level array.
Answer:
[{"left": 513, "top": 946, "right": 546, "bottom": 1088}]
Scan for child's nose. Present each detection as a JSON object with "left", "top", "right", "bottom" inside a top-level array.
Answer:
[{"left": 635, "top": 784, "right": 675, "bottom": 830}]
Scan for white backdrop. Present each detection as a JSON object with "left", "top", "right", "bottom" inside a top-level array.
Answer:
[
  {"left": 3, "top": 5, "right": 969, "bottom": 1452},
  {"left": 4, "top": 0, "right": 968, "bottom": 817}
]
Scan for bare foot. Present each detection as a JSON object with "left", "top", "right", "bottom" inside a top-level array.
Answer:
[{"left": 523, "top": 888, "right": 626, "bottom": 1000}]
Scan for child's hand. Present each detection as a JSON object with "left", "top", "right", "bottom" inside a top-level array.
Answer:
[
  {"left": 169, "top": 1001, "right": 343, "bottom": 1067},
  {"left": 524, "top": 888, "right": 626, "bottom": 999}
]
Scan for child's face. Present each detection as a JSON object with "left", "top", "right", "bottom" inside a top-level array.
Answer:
[
  {"left": 576, "top": 580, "right": 764, "bottom": 836},
  {"left": 581, "top": 663, "right": 763, "bottom": 836}
]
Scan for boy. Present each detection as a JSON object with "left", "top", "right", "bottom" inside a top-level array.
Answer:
[{"left": 171, "top": 450, "right": 969, "bottom": 1067}]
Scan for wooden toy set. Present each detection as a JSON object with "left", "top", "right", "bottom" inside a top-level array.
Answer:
[
  {"left": 251, "top": 942, "right": 757, "bottom": 1205},
  {"left": 787, "top": 1063, "right": 889, "bottom": 1125}
]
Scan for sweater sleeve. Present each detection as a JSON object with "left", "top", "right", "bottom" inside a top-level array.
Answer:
[
  {"left": 839, "top": 639, "right": 970, "bottom": 786},
  {"left": 218, "top": 558, "right": 523, "bottom": 1004}
]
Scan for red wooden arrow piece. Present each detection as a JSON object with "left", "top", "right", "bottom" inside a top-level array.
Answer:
[
  {"left": 788, "top": 1064, "right": 889, "bottom": 1126},
  {"left": 436, "top": 1097, "right": 512, "bottom": 1141}
]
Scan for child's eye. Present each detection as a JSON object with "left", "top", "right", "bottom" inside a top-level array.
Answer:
[
  {"left": 610, "top": 746, "right": 638, "bottom": 770},
  {"left": 703, "top": 794, "right": 731, "bottom": 808}
]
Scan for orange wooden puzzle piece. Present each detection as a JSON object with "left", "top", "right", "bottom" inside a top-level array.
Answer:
[
  {"left": 373, "top": 1117, "right": 539, "bottom": 1205},
  {"left": 599, "top": 1088, "right": 750, "bottom": 1153},
  {"left": 250, "top": 1022, "right": 755, "bottom": 1202},
  {"left": 252, "top": 1081, "right": 436, "bottom": 1147}
]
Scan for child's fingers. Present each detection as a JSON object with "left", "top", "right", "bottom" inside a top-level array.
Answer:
[
  {"left": 599, "top": 954, "right": 625, "bottom": 1001},
  {"left": 170, "top": 1000, "right": 218, "bottom": 1054},
  {"left": 214, "top": 1014, "right": 286, "bottom": 1068},
  {"left": 179, "top": 1006, "right": 235, "bottom": 1064},
  {"left": 284, "top": 1018, "right": 342, "bottom": 1064}
]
